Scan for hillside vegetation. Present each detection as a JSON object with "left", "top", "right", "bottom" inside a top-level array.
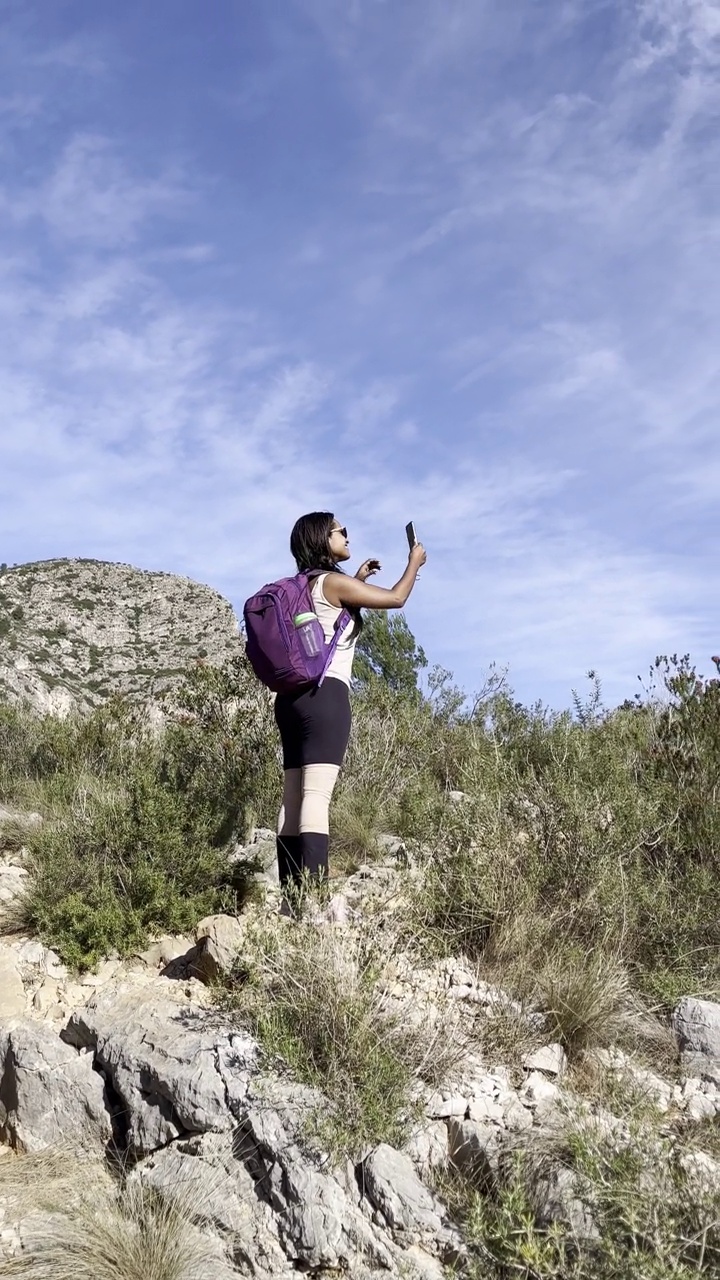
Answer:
[
  {"left": 2, "top": 641, "right": 720, "bottom": 1278},
  {"left": 1, "top": 649, "right": 718, "bottom": 1007}
]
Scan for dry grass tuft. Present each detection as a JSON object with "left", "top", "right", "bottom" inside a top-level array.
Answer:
[
  {"left": 1, "top": 1153, "right": 219, "bottom": 1280},
  {"left": 225, "top": 917, "right": 463, "bottom": 1157},
  {"left": 536, "top": 950, "right": 632, "bottom": 1058}
]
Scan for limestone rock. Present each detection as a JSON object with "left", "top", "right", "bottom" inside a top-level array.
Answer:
[
  {"left": 0, "top": 1021, "right": 111, "bottom": 1152},
  {"left": 190, "top": 914, "right": 245, "bottom": 983},
  {"left": 519, "top": 1071, "right": 561, "bottom": 1112},
  {"left": 467, "top": 1095, "right": 505, "bottom": 1125},
  {"left": 134, "top": 1131, "right": 294, "bottom": 1279},
  {"left": 425, "top": 1092, "right": 467, "bottom": 1119},
  {"left": 680, "top": 1150, "right": 720, "bottom": 1195},
  {"left": 681, "top": 1053, "right": 720, "bottom": 1089},
  {"left": 403, "top": 1122, "right": 449, "bottom": 1174},
  {"left": 502, "top": 1096, "right": 534, "bottom": 1132},
  {"left": 0, "top": 865, "right": 28, "bottom": 907},
  {"left": 362, "top": 1144, "right": 444, "bottom": 1235},
  {"left": 31, "top": 979, "right": 63, "bottom": 1020},
  {"left": 447, "top": 1119, "right": 499, "bottom": 1189},
  {"left": 531, "top": 1163, "right": 597, "bottom": 1240},
  {"left": 15, "top": 941, "right": 66, "bottom": 980},
  {"left": 0, "top": 945, "right": 25, "bottom": 1020},
  {"left": 522, "top": 1043, "right": 567, "bottom": 1077},
  {"left": 62, "top": 981, "right": 257, "bottom": 1155},
  {"left": 238, "top": 1100, "right": 395, "bottom": 1273},
  {"left": 686, "top": 1092, "right": 717, "bottom": 1121},
  {"left": 673, "top": 998, "right": 720, "bottom": 1059}
]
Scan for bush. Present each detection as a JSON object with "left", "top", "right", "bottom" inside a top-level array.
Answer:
[
  {"left": 4, "top": 657, "right": 280, "bottom": 968},
  {"left": 451, "top": 1122, "right": 720, "bottom": 1279}
]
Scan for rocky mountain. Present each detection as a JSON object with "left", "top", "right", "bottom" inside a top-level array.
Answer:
[{"left": 0, "top": 558, "right": 242, "bottom": 714}]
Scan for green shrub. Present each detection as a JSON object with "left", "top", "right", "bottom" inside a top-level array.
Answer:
[
  {"left": 451, "top": 1123, "right": 720, "bottom": 1279},
  {"left": 3, "top": 657, "right": 279, "bottom": 968}
]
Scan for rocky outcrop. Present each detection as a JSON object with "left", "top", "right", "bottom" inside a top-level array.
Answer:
[
  {"left": 0, "top": 558, "right": 242, "bottom": 712},
  {"left": 1, "top": 910, "right": 720, "bottom": 1275},
  {"left": 0, "top": 1020, "right": 112, "bottom": 1152}
]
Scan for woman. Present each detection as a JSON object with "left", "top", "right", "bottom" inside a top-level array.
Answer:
[{"left": 274, "top": 511, "right": 426, "bottom": 910}]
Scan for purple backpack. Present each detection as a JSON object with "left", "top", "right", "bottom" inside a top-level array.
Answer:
[{"left": 243, "top": 571, "right": 351, "bottom": 694}]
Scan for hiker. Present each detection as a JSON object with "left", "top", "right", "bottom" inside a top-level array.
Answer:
[{"left": 272, "top": 511, "right": 426, "bottom": 914}]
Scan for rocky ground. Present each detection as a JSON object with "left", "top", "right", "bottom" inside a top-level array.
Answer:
[
  {"left": 1, "top": 809, "right": 720, "bottom": 1277},
  {"left": 0, "top": 558, "right": 242, "bottom": 713}
]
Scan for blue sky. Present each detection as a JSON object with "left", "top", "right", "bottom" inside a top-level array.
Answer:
[{"left": 1, "top": 0, "right": 719, "bottom": 707}]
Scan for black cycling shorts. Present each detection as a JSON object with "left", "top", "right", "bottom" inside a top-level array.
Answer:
[{"left": 274, "top": 677, "right": 352, "bottom": 770}]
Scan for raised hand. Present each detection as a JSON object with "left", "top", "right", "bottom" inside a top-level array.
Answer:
[
  {"left": 409, "top": 542, "right": 427, "bottom": 570},
  {"left": 355, "top": 558, "right": 382, "bottom": 582}
]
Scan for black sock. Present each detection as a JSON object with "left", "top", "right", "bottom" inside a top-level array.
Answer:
[
  {"left": 300, "top": 832, "right": 329, "bottom": 882},
  {"left": 276, "top": 835, "right": 302, "bottom": 890}
]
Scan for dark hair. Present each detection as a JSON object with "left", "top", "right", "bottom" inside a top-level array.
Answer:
[
  {"left": 290, "top": 511, "right": 337, "bottom": 574},
  {"left": 290, "top": 511, "right": 363, "bottom": 639}
]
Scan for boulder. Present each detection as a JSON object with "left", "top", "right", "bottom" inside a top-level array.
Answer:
[
  {"left": 672, "top": 998, "right": 720, "bottom": 1059},
  {"left": 531, "top": 1163, "right": 597, "bottom": 1240},
  {"left": 404, "top": 1121, "right": 449, "bottom": 1173},
  {"left": 15, "top": 940, "right": 66, "bottom": 979},
  {"left": 190, "top": 914, "right": 246, "bottom": 983},
  {"left": 425, "top": 1092, "right": 467, "bottom": 1119},
  {"left": 0, "top": 864, "right": 28, "bottom": 907},
  {"left": 62, "top": 981, "right": 257, "bottom": 1155},
  {"left": 134, "top": 1131, "right": 294, "bottom": 1279},
  {"left": 681, "top": 1053, "right": 720, "bottom": 1089},
  {"left": 0, "top": 1021, "right": 111, "bottom": 1152},
  {"left": 519, "top": 1071, "right": 561, "bottom": 1113},
  {"left": 680, "top": 1150, "right": 720, "bottom": 1196}
]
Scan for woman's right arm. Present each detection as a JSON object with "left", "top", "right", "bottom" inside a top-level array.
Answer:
[{"left": 322, "top": 544, "right": 427, "bottom": 611}]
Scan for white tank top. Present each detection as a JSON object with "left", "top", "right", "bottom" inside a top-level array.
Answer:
[{"left": 311, "top": 573, "right": 357, "bottom": 687}]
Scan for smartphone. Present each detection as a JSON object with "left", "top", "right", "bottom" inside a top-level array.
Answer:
[{"left": 405, "top": 521, "right": 418, "bottom": 549}]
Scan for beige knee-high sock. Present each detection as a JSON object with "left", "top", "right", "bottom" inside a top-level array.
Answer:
[{"left": 299, "top": 763, "right": 340, "bottom": 835}]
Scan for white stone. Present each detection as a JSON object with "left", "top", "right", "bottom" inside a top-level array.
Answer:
[
  {"left": 0, "top": 865, "right": 28, "bottom": 905},
  {"left": 190, "top": 913, "right": 245, "bottom": 982},
  {"left": 672, "top": 997, "right": 720, "bottom": 1059},
  {"left": 362, "top": 1143, "right": 445, "bottom": 1234},
  {"left": 403, "top": 1121, "right": 449, "bottom": 1172},
  {"left": 522, "top": 1043, "right": 567, "bottom": 1077},
  {"left": 0, "top": 945, "right": 25, "bottom": 1019},
  {"left": 0, "top": 1021, "right": 112, "bottom": 1152},
  {"left": 520, "top": 1071, "right": 561, "bottom": 1110},
  {"left": 31, "top": 978, "right": 63, "bottom": 1019},
  {"left": 686, "top": 1092, "right": 717, "bottom": 1122},
  {"left": 15, "top": 940, "right": 45, "bottom": 968},
  {"left": 467, "top": 1096, "right": 505, "bottom": 1125},
  {"left": 425, "top": 1092, "right": 467, "bottom": 1119},
  {"left": 502, "top": 1097, "right": 534, "bottom": 1132},
  {"left": 78, "top": 959, "right": 122, "bottom": 987},
  {"left": 680, "top": 1150, "right": 720, "bottom": 1194}
]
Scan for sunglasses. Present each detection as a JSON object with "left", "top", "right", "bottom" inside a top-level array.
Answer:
[{"left": 331, "top": 526, "right": 348, "bottom": 539}]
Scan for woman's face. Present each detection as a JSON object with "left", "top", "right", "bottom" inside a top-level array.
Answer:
[{"left": 328, "top": 519, "right": 351, "bottom": 564}]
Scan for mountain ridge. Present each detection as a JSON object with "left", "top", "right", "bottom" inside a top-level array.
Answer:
[{"left": 0, "top": 557, "right": 242, "bottom": 714}]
